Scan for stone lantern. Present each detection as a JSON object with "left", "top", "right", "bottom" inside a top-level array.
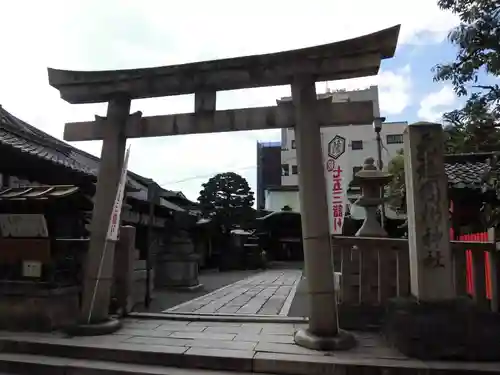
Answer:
[{"left": 354, "top": 157, "right": 392, "bottom": 237}]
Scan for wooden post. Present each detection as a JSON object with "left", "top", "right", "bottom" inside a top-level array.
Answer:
[{"left": 488, "top": 227, "right": 499, "bottom": 312}]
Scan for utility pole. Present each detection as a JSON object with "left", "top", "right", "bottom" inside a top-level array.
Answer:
[{"left": 373, "top": 117, "right": 387, "bottom": 230}]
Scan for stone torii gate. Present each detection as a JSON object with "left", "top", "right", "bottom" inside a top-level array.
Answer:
[{"left": 48, "top": 25, "right": 400, "bottom": 350}]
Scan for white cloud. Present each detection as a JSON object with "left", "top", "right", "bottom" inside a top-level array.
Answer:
[
  {"left": 418, "top": 86, "right": 457, "bottom": 122},
  {"left": 0, "top": 1, "right": 457, "bottom": 201},
  {"left": 326, "top": 65, "right": 412, "bottom": 115}
]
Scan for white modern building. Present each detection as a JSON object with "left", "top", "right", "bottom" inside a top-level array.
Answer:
[{"left": 264, "top": 86, "right": 407, "bottom": 219}]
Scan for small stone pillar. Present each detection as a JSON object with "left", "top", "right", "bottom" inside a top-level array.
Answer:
[
  {"left": 155, "top": 213, "right": 202, "bottom": 291},
  {"left": 113, "top": 226, "right": 136, "bottom": 315},
  {"left": 291, "top": 76, "right": 355, "bottom": 351}
]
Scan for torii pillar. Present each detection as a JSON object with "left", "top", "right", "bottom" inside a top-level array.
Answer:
[
  {"left": 292, "top": 77, "right": 355, "bottom": 349},
  {"left": 79, "top": 96, "right": 129, "bottom": 327}
]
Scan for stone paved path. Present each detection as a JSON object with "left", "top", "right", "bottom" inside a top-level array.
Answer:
[{"left": 164, "top": 270, "right": 302, "bottom": 315}]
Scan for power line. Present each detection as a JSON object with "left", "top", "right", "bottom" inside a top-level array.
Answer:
[
  {"left": 159, "top": 156, "right": 298, "bottom": 186},
  {"left": 159, "top": 165, "right": 256, "bottom": 186}
]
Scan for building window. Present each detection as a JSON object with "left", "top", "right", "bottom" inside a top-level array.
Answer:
[
  {"left": 386, "top": 134, "right": 404, "bottom": 144},
  {"left": 291, "top": 140, "right": 296, "bottom": 149},
  {"left": 281, "top": 164, "right": 289, "bottom": 176},
  {"left": 351, "top": 140, "right": 363, "bottom": 150},
  {"left": 292, "top": 165, "right": 298, "bottom": 175}
]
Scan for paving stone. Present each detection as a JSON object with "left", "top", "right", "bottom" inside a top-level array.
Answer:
[
  {"left": 169, "top": 331, "right": 235, "bottom": 341},
  {"left": 115, "top": 329, "right": 175, "bottom": 338},
  {"left": 261, "top": 325, "right": 297, "bottom": 335},
  {"left": 187, "top": 339, "right": 257, "bottom": 351},
  {"left": 68, "top": 335, "right": 133, "bottom": 344},
  {"left": 217, "top": 306, "right": 241, "bottom": 314},
  {"left": 255, "top": 342, "right": 319, "bottom": 356},
  {"left": 258, "top": 308, "right": 281, "bottom": 315},
  {"left": 127, "top": 336, "right": 256, "bottom": 351},
  {"left": 184, "top": 347, "right": 254, "bottom": 372},
  {"left": 156, "top": 324, "right": 206, "bottom": 332},
  {"left": 234, "top": 333, "right": 295, "bottom": 344},
  {"left": 204, "top": 326, "right": 262, "bottom": 335},
  {"left": 126, "top": 321, "right": 163, "bottom": 329},
  {"left": 126, "top": 336, "right": 192, "bottom": 347},
  {"left": 188, "top": 322, "right": 242, "bottom": 327}
]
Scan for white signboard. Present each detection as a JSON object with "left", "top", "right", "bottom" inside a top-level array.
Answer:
[
  {"left": 322, "top": 135, "right": 349, "bottom": 235},
  {"left": 106, "top": 146, "right": 131, "bottom": 241},
  {"left": 0, "top": 214, "right": 48, "bottom": 238}
]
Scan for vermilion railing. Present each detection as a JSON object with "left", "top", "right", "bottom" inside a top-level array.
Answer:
[{"left": 450, "top": 228, "right": 492, "bottom": 299}]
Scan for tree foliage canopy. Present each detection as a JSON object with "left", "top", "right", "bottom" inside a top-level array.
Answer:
[
  {"left": 387, "top": 149, "right": 406, "bottom": 214},
  {"left": 198, "top": 172, "right": 255, "bottom": 229},
  {"left": 434, "top": 0, "right": 500, "bottom": 153}
]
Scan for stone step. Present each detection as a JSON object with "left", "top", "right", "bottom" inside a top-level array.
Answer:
[
  {"left": 0, "top": 335, "right": 499, "bottom": 375},
  {"left": 0, "top": 337, "right": 254, "bottom": 373},
  {"left": 0, "top": 353, "right": 264, "bottom": 375}
]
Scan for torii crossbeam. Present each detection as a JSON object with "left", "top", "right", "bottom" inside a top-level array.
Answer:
[{"left": 48, "top": 25, "right": 400, "bottom": 350}]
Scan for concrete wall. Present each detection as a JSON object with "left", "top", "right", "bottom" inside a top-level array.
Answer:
[
  {"left": 281, "top": 121, "right": 407, "bottom": 187},
  {"left": 263, "top": 86, "right": 408, "bottom": 215},
  {"left": 265, "top": 190, "right": 301, "bottom": 212}
]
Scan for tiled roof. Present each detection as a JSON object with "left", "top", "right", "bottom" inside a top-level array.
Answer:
[
  {"left": 0, "top": 106, "right": 187, "bottom": 205},
  {"left": 444, "top": 152, "right": 493, "bottom": 190},
  {"left": 0, "top": 107, "right": 95, "bottom": 176},
  {"left": 0, "top": 185, "right": 80, "bottom": 200},
  {"left": 444, "top": 161, "right": 489, "bottom": 189}
]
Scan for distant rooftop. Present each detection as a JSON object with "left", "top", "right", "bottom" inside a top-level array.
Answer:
[
  {"left": 258, "top": 141, "right": 281, "bottom": 148},
  {"left": 277, "top": 86, "right": 377, "bottom": 104}
]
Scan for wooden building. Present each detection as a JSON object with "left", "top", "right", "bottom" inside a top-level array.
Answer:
[{"left": 0, "top": 105, "right": 194, "bottom": 253}]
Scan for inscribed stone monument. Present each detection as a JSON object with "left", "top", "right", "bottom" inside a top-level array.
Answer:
[{"left": 403, "top": 122, "right": 455, "bottom": 300}]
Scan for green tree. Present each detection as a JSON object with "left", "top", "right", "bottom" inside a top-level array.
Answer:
[
  {"left": 198, "top": 172, "right": 255, "bottom": 230},
  {"left": 387, "top": 149, "right": 406, "bottom": 214},
  {"left": 433, "top": 0, "right": 500, "bottom": 153}
]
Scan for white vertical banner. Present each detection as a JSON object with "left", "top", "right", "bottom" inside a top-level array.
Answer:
[
  {"left": 322, "top": 134, "right": 349, "bottom": 235},
  {"left": 106, "top": 146, "right": 131, "bottom": 241}
]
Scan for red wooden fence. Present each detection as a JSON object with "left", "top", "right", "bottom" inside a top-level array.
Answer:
[{"left": 450, "top": 228, "right": 492, "bottom": 299}]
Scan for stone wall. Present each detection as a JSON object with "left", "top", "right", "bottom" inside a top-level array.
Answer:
[{"left": 0, "top": 284, "right": 80, "bottom": 331}]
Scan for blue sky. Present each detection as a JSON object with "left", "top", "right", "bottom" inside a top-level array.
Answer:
[
  {"left": 381, "top": 41, "right": 460, "bottom": 124},
  {"left": 0, "top": 0, "right": 487, "bottom": 201}
]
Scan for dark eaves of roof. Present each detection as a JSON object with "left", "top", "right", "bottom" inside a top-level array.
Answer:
[
  {"left": 0, "top": 105, "right": 183, "bottom": 199},
  {"left": 0, "top": 105, "right": 95, "bottom": 176}
]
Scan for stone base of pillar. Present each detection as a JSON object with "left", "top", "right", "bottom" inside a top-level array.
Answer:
[
  {"left": 383, "top": 297, "right": 500, "bottom": 361},
  {"left": 294, "top": 328, "right": 356, "bottom": 351},
  {"left": 63, "top": 317, "right": 122, "bottom": 336}
]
